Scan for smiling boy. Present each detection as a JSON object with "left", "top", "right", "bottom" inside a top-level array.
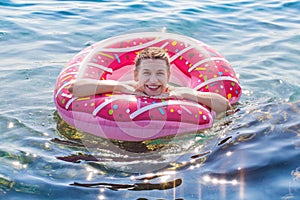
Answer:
[
  {"left": 69, "top": 47, "right": 232, "bottom": 114},
  {"left": 134, "top": 47, "right": 170, "bottom": 96}
]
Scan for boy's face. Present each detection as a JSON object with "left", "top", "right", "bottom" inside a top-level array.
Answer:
[{"left": 134, "top": 59, "right": 170, "bottom": 96}]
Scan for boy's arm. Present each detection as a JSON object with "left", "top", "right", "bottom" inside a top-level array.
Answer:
[
  {"left": 69, "top": 79, "right": 137, "bottom": 97},
  {"left": 169, "top": 87, "right": 232, "bottom": 114}
]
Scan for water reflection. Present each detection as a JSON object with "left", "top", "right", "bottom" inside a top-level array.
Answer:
[
  {"left": 72, "top": 178, "right": 182, "bottom": 191},
  {"left": 51, "top": 101, "right": 300, "bottom": 198},
  {"left": 52, "top": 110, "right": 218, "bottom": 192},
  {"left": 53, "top": 105, "right": 238, "bottom": 192},
  {"left": 53, "top": 110, "right": 216, "bottom": 172}
]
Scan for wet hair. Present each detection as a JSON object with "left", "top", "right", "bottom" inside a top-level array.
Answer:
[{"left": 135, "top": 47, "right": 170, "bottom": 71}]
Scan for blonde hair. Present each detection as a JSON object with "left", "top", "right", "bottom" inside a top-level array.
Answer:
[{"left": 135, "top": 47, "right": 170, "bottom": 71}]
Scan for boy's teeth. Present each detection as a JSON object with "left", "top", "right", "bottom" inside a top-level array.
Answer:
[{"left": 148, "top": 85, "right": 159, "bottom": 89}]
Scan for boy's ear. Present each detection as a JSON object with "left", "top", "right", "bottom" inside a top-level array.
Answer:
[{"left": 134, "top": 70, "right": 138, "bottom": 82}]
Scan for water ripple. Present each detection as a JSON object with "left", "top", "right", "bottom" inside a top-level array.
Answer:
[{"left": 1, "top": 0, "right": 300, "bottom": 199}]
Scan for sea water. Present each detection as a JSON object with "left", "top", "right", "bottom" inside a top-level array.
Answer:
[{"left": 0, "top": 0, "right": 300, "bottom": 199}]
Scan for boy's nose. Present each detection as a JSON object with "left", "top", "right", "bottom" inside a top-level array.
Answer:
[{"left": 149, "top": 74, "right": 158, "bottom": 82}]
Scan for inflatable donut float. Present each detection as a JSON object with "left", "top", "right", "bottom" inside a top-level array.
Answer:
[{"left": 54, "top": 32, "right": 241, "bottom": 141}]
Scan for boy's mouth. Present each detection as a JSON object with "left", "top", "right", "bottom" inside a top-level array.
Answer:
[{"left": 146, "top": 85, "right": 161, "bottom": 91}]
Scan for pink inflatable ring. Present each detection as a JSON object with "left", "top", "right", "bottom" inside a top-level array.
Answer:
[{"left": 54, "top": 32, "right": 241, "bottom": 141}]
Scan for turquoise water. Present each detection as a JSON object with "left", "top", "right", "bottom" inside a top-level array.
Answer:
[{"left": 1, "top": 0, "right": 300, "bottom": 199}]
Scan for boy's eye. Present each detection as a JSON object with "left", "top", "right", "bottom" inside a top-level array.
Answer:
[
  {"left": 157, "top": 72, "right": 165, "bottom": 75},
  {"left": 143, "top": 72, "right": 150, "bottom": 75}
]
